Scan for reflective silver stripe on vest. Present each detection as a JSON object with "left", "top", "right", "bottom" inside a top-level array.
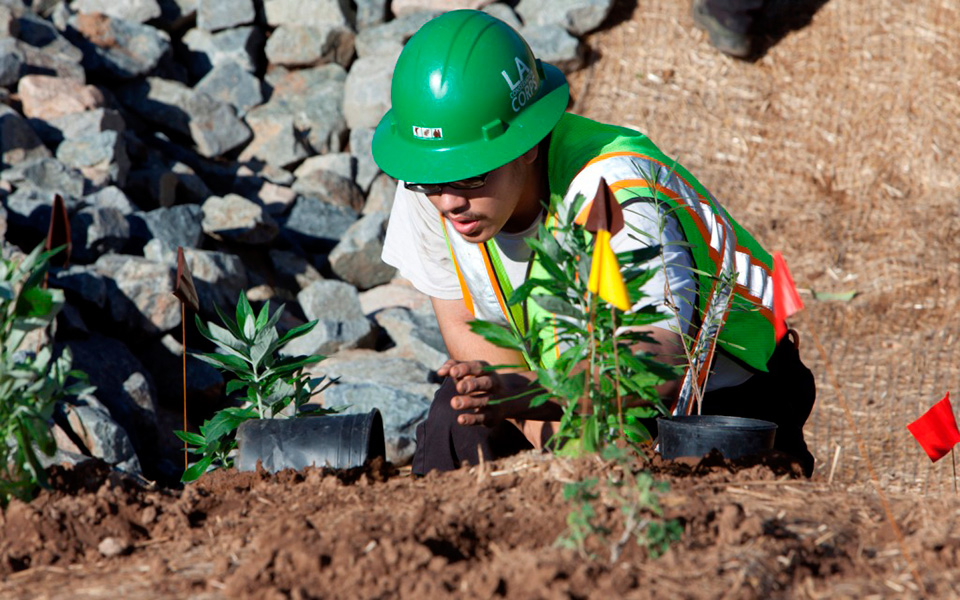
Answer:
[
  {"left": 441, "top": 216, "right": 511, "bottom": 327},
  {"left": 564, "top": 155, "right": 771, "bottom": 415},
  {"left": 565, "top": 155, "right": 773, "bottom": 314}
]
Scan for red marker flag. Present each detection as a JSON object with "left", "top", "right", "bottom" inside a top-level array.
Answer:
[
  {"left": 772, "top": 251, "right": 804, "bottom": 341},
  {"left": 173, "top": 247, "right": 200, "bottom": 313},
  {"left": 907, "top": 392, "right": 960, "bottom": 462}
]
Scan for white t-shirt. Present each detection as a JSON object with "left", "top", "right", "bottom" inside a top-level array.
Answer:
[{"left": 381, "top": 185, "right": 751, "bottom": 390}]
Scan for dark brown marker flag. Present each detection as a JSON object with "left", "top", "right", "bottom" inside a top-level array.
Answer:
[
  {"left": 583, "top": 176, "right": 624, "bottom": 236},
  {"left": 46, "top": 194, "right": 71, "bottom": 268},
  {"left": 173, "top": 247, "right": 199, "bottom": 313}
]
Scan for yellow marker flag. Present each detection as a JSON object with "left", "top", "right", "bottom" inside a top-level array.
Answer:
[
  {"left": 584, "top": 177, "right": 630, "bottom": 311},
  {"left": 588, "top": 229, "right": 630, "bottom": 311}
]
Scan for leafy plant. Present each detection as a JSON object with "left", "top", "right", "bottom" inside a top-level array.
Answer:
[
  {"left": 0, "top": 245, "right": 94, "bottom": 508},
  {"left": 470, "top": 191, "right": 679, "bottom": 452},
  {"left": 470, "top": 190, "right": 688, "bottom": 559},
  {"left": 175, "top": 294, "right": 335, "bottom": 482}
]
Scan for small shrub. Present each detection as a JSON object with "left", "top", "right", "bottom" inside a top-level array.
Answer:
[
  {"left": 176, "top": 294, "right": 335, "bottom": 482},
  {"left": 0, "top": 245, "right": 93, "bottom": 508}
]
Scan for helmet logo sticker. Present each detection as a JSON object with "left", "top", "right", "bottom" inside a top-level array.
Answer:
[
  {"left": 501, "top": 56, "right": 540, "bottom": 113},
  {"left": 412, "top": 126, "right": 443, "bottom": 139}
]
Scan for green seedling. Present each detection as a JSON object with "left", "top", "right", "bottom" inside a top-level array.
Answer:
[{"left": 176, "top": 294, "right": 335, "bottom": 482}]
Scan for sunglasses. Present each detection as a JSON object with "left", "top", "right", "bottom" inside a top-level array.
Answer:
[{"left": 403, "top": 171, "right": 490, "bottom": 195}]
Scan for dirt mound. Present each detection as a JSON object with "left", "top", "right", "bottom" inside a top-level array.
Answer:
[{"left": 3, "top": 452, "right": 949, "bottom": 598}]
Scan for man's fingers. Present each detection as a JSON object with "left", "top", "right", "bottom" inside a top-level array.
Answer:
[
  {"left": 451, "top": 394, "right": 487, "bottom": 410},
  {"left": 457, "top": 412, "right": 489, "bottom": 426},
  {"left": 456, "top": 375, "right": 496, "bottom": 395},
  {"left": 447, "top": 360, "right": 486, "bottom": 380}
]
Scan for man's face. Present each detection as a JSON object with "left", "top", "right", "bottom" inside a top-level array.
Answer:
[{"left": 419, "top": 148, "right": 541, "bottom": 244}]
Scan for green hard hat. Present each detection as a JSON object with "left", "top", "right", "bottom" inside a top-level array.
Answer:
[{"left": 372, "top": 10, "right": 569, "bottom": 184}]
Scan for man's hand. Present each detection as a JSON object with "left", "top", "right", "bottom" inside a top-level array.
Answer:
[{"left": 437, "top": 359, "right": 511, "bottom": 426}]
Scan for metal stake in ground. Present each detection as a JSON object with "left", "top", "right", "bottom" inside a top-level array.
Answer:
[{"left": 172, "top": 248, "right": 200, "bottom": 470}]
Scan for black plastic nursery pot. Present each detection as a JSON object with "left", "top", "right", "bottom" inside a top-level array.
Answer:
[
  {"left": 656, "top": 415, "right": 777, "bottom": 460},
  {"left": 235, "top": 409, "right": 386, "bottom": 473}
]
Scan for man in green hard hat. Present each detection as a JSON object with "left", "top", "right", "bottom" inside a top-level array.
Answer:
[{"left": 373, "top": 10, "right": 815, "bottom": 476}]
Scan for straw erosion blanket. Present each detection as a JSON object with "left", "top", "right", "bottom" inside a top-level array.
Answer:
[{"left": 0, "top": 452, "right": 957, "bottom": 599}]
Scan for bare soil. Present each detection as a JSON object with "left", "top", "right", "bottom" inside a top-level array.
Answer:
[{"left": 3, "top": 1, "right": 959, "bottom": 598}]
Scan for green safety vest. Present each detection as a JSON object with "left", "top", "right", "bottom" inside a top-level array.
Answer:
[{"left": 440, "top": 113, "right": 776, "bottom": 376}]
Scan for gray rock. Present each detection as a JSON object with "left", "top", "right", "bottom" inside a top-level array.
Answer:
[
  {"left": 521, "top": 25, "right": 584, "bottom": 74},
  {"left": 34, "top": 108, "right": 126, "bottom": 147},
  {"left": 59, "top": 400, "right": 140, "bottom": 467},
  {"left": 3, "top": 187, "right": 81, "bottom": 243},
  {"left": 325, "top": 382, "right": 429, "bottom": 463},
  {"left": 354, "top": 11, "right": 438, "bottom": 57},
  {"left": 17, "top": 74, "right": 105, "bottom": 121},
  {"left": 342, "top": 53, "right": 395, "bottom": 130},
  {"left": 0, "top": 37, "right": 23, "bottom": 87},
  {"left": 16, "top": 36, "right": 86, "bottom": 82},
  {"left": 282, "top": 195, "right": 358, "bottom": 252},
  {"left": 261, "top": 64, "right": 347, "bottom": 154},
  {"left": 264, "top": 23, "right": 354, "bottom": 68},
  {"left": 316, "top": 351, "right": 438, "bottom": 463},
  {"left": 0, "top": 104, "right": 52, "bottom": 167},
  {"left": 374, "top": 306, "right": 448, "bottom": 370},
  {"left": 348, "top": 128, "right": 378, "bottom": 193},
  {"left": 263, "top": 0, "right": 353, "bottom": 29},
  {"left": 71, "top": 0, "right": 163, "bottom": 23},
  {"left": 354, "top": 0, "right": 387, "bottom": 31},
  {"left": 132, "top": 335, "right": 224, "bottom": 410},
  {"left": 294, "top": 152, "right": 355, "bottom": 181},
  {"left": 93, "top": 254, "right": 180, "bottom": 334},
  {"left": 56, "top": 129, "right": 130, "bottom": 187},
  {"left": 71, "top": 205, "right": 131, "bottom": 263},
  {"left": 50, "top": 264, "right": 108, "bottom": 309},
  {"left": 17, "top": 11, "right": 84, "bottom": 65},
  {"left": 139, "top": 204, "right": 204, "bottom": 251},
  {"left": 85, "top": 186, "right": 137, "bottom": 215},
  {"left": 282, "top": 280, "right": 375, "bottom": 356},
  {"left": 181, "top": 25, "right": 262, "bottom": 78},
  {"left": 197, "top": 0, "right": 254, "bottom": 32},
  {"left": 269, "top": 248, "right": 323, "bottom": 291},
  {"left": 63, "top": 334, "right": 166, "bottom": 478},
  {"left": 328, "top": 211, "right": 396, "bottom": 290},
  {"left": 143, "top": 241, "right": 248, "bottom": 319},
  {"left": 483, "top": 3, "right": 522, "bottom": 29},
  {"left": 515, "top": 0, "right": 614, "bottom": 36},
  {"left": 0, "top": 5, "right": 17, "bottom": 37},
  {"left": 1, "top": 157, "right": 85, "bottom": 196},
  {"left": 68, "top": 13, "right": 171, "bottom": 78},
  {"left": 292, "top": 167, "right": 364, "bottom": 212},
  {"left": 362, "top": 172, "right": 396, "bottom": 215},
  {"left": 156, "top": 0, "right": 197, "bottom": 30},
  {"left": 236, "top": 109, "right": 307, "bottom": 169},
  {"left": 357, "top": 278, "right": 433, "bottom": 315},
  {"left": 201, "top": 193, "right": 279, "bottom": 245},
  {"left": 124, "top": 166, "right": 178, "bottom": 209},
  {"left": 117, "top": 77, "right": 251, "bottom": 158},
  {"left": 194, "top": 61, "right": 263, "bottom": 117},
  {"left": 391, "top": 0, "right": 492, "bottom": 15}
]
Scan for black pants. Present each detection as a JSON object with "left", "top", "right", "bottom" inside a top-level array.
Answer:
[{"left": 412, "top": 333, "right": 816, "bottom": 477}]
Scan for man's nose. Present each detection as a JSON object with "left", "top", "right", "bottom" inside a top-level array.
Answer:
[{"left": 437, "top": 190, "right": 469, "bottom": 213}]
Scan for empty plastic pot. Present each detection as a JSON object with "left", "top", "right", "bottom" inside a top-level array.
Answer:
[
  {"left": 236, "top": 409, "right": 386, "bottom": 473},
  {"left": 656, "top": 415, "right": 777, "bottom": 460}
]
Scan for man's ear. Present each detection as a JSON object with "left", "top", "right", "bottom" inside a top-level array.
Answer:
[{"left": 520, "top": 143, "right": 539, "bottom": 164}]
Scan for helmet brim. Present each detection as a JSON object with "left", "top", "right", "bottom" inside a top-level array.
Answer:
[{"left": 373, "top": 62, "right": 569, "bottom": 184}]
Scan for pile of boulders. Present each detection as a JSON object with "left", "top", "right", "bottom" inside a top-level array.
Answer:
[{"left": 0, "top": 0, "right": 613, "bottom": 484}]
